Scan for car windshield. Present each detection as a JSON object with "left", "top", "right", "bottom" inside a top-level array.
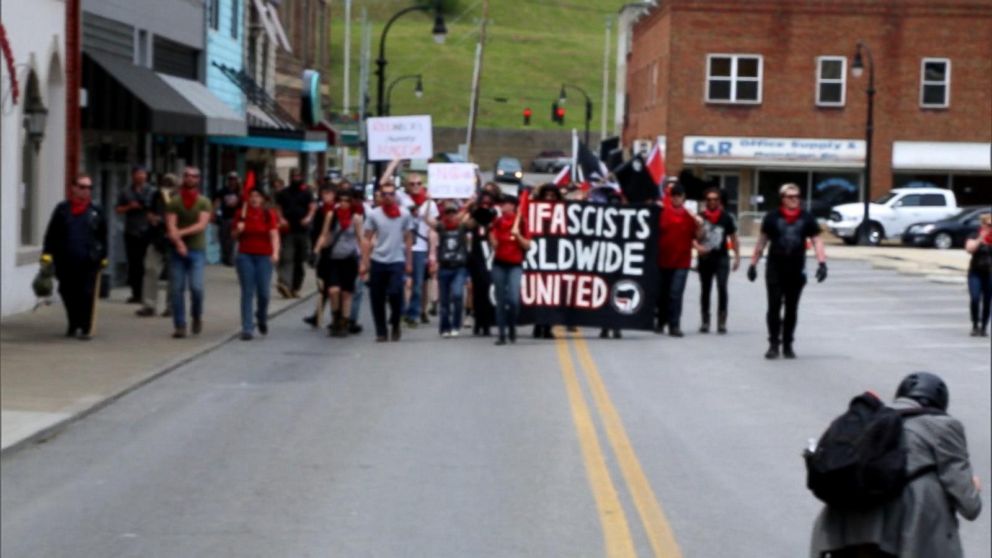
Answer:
[
  {"left": 498, "top": 158, "right": 522, "bottom": 171},
  {"left": 873, "top": 192, "right": 898, "bottom": 204}
]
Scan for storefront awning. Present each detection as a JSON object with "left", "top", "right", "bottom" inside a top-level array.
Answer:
[
  {"left": 892, "top": 141, "right": 992, "bottom": 172},
  {"left": 208, "top": 128, "right": 327, "bottom": 152},
  {"left": 159, "top": 74, "right": 246, "bottom": 136},
  {"left": 682, "top": 136, "right": 865, "bottom": 169}
]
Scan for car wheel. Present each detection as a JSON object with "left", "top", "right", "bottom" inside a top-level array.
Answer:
[
  {"left": 856, "top": 222, "right": 883, "bottom": 246},
  {"left": 933, "top": 232, "right": 953, "bottom": 250}
]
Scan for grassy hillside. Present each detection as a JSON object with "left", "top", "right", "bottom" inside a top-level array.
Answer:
[{"left": 326, "top": 0, "right": 626, "bottom": 132}]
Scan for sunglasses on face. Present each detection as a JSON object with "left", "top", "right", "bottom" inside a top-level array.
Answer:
[
  {"left": 75, "top": 184, "right": 93, "bottom": 190},
  {"left": 408, "top": 182, "right": 423, "bottom": 187},
  {"left": 783, "top": 194, "right": 800, "bottom": 199}
]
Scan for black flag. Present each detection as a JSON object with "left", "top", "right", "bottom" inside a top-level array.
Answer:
[{"left": 613, "top": 155, "right": 660, "bottom": 204}]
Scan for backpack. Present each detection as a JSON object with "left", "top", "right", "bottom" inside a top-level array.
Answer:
[{"left": 804, "top": 391, "right": 942, "bottom": 510}]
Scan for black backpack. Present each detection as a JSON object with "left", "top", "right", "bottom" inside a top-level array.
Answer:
[{"left": 804, "top": 392, "right": 942, "bottom": 510}]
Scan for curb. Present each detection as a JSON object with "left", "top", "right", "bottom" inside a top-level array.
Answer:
[{"left": 1, "top": 294, "right": 315, "bottom": 458}]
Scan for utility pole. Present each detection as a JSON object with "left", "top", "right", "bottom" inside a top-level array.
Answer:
[
  {"left": 600, "top": 16, "right": 611, "bottom": 141},
  {"left": 342, "top": 0, "right": 351, "bottom": 114},
  {"left": 65, "top": 0, "right": 81, "bottom": 198},
  {"left": 359, "top": 9, "right": 371, "bottom": 188},
  {"left": 465, "top": 0, "right": 489, "bottom": 161}
]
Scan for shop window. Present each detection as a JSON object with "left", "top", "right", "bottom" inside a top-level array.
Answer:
[
  {"left": 231, "top": 0, "right": 240, "bottom": 39},
  {"left": 816, "top": 56, "right": 846, "bottom": 106},
  {"left": 920, "top": 58, "right": 950, "bottom": 108},
  {"left": 893, "top": 174, "right": 948, "bottom": 189},
  {"left": 209, "top": 0, "right": 220, "bottom": 30},
  {"left": 756, "top": 171, "right": 808, "bottom": 211},
  {"left": 706, "top": 54, "right": 762, "bottom": 104},
  {"left": 811, "top": 173, "right": 859, "bottom": 219}
]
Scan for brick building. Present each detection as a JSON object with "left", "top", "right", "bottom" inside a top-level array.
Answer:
[{"left": 622, "top": 0, "right": 992, "bottom": 228}]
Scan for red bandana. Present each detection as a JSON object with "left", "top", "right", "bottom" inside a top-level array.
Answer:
[
  {"left": 180, "top": 187, "right": 199, "bottom": 210},
  {"left": 322, "top": 201, "right": 335, "bottom": 215},
  {"left": 442, "top": 214, "right": 460, "bottom": 231},
  {"left": 69, "top": 198, "right": 90, "bottom": 216},
  {"left": 983, "top": 230, "right": 992, "bottom": 245},
  {"left": 381, "top": 200, "right": 400, "bottom": 219},
  {"left": 352, "top": 200, "right": 365, "bottom": 215},
  {"left": 410, "top": 189, "right": 427, "bottom": 207},
  {"left": 335, "top": 204, "right": 353, "bottom": 229},
  {"left": 702, "top": 208, "right": 722, "bottom": 224},
  {"left": 780, "top": 206, "right": 801, "bottom": 225}
]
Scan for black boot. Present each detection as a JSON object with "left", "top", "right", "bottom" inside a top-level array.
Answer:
[
  {"left": 699, "top": 315, "right": 710, "bottom": 333},
  {"left": 782, "top": 344, "right": 796, "bottom": 359},
  {"left": 765, "top": 343, "right": 780, "bottom": 359},
  {"left": 717, "top": 312, "right": 728, "bottom": 334},
  {"left": 508, "top": 325, "right": 517, "bottom": 343}
]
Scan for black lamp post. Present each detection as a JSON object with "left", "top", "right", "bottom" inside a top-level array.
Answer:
[
  {"left": 558, "top": 83, "right": 593, "bottom": 145},
  {"left": 385, "top": 74, "right": 423, "bottom": 116},
  {"left": 23, "top": 95, "right": 49, "bottom": 151},
  {"left": 852, "top": 41, "right": 875, "bottom": 245}
]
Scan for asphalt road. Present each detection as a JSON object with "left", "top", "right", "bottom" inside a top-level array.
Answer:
[{"left": 2, "top": 259, "right": 989, "bottom": 557}]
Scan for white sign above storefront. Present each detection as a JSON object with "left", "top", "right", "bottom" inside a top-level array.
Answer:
[
  {"left": 683, "top": 136, "right": 865, "bottom": 168},
  {"left": 892, "top": 141, "right": 991, "bottom": 171}
]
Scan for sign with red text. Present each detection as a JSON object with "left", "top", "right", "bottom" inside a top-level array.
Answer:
[
  {"left": 427, "top": 163, "right": 477, "bottom": 198},
  {"left": 367, "top": 115, "right": 433, "bottom": 161},
  {"left": 518, "top": 201, "right": 659, "bottom": 330}
]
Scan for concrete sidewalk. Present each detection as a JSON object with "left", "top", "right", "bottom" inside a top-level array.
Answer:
[{"left": 1, "top": 265, "right": 314, "bottom": 454}]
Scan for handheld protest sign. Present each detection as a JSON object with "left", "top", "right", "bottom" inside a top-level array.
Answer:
[
  {"left": 427, "top": 163, "right": 476, "bottom": 199},
  {"left": 367, "top": 115, "right": 433, "bottom": 162}
]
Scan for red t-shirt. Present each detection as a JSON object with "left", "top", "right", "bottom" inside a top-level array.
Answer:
[
  {"left": 491, "top": 213, "right": 530, "bottom": 265},
  {"left": 234, "top": 207, "right": 278, "bottom": 256},
  {"left": 657, "top": 207, "right": 697, "bottom": 269}
]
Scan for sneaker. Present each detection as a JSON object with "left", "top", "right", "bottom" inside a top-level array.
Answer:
[
  {"left": 258, "top": 323, "right": 268, "bottom": 335},
  {"left": 192, "top": 318, "right": 202, "bottom": 335},
  {"left": 765, "top": 344, "right": 780, "bottom": 359},
  {"left": 403, "top": 316, "right": 418, "bottom": 328},
  {"left": 699, "top": 322, "right": 710, "bottom": 333},
  {"left": 303, "top": 315, "right": 318, "bottom": 328},
  {"left": 599, "top": 329, "right": 609, "bottom": 339},
  {"left": 77, "top": 331, "right": 92, "bottom": 341},
  {"left": 783, "top": 345, "right": 797, "bottom": 359},
  {"left": 240, "top": 332, "right": 253, "bottom": 341},
  {"left": 441, "top": 331, "right": 452, "bottom": 338},
  {"left": 971, "top": 327, "right": 981, "bottom": 337},
  {"left": 612, "top": 329, "right": 622, "bottom": 339},
  {"left": 348, "top": 321, "right": 363, "bottom": 335},
  {"left": 717, "top": 325, "right": 728, "bottom": 334},
  {"left": 172, "top": 328, "right": 187, "bottom": 339},
  {"left": 449, "top": 330, "right": 460, "bottom": 338},
  {"left": 135, "top": 307, "right": 156, "bottom": 317},
  {"left": 669, "top": 328, "right": 684, "bottom": 338},
  {"left": 494, "top": 337, "right": 507, "bottom": 346}
]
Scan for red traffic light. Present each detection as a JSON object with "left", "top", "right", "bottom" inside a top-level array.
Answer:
[
  {"left": 523, "top": 107, "right": 532, "bottom": 117},
  {"left": 555, "top": 107, "right": 565, "bottom": 121}
]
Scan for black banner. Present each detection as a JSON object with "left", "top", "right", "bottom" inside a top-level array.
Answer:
[{"left": 518, "top": 201, "right": 659, "bottom": 330}]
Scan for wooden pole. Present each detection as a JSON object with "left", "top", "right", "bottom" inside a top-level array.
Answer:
[{"left": 465, "top": 0, "right": 489, "bottom": 160}]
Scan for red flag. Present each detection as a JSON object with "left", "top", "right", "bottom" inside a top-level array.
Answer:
[
  {"left": 515, "top": 188, "right": 530, "bottom": 234},
  {"left": 242, "top": 170, "right": 256, "bottom": 201},
  {"left": 646, "top": 143, "right": 665, "bottom": 185},
  {"left": 553, "top": 165, "right": 571, "bottom": 187}
]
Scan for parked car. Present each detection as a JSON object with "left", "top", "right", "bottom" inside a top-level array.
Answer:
[
  {"left": 827, "top": 187, "right": 958, "bottom": 246},
  {"left": 493, "top": 157, "right": 524, "bottom": 184},
  {"left": 531, "top": 150, "right": 570, "bottom": 173},
  {"left": 902, "top": 206, "right": 991, "bottom": 249}
]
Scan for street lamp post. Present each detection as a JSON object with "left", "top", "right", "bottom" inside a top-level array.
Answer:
[
  {"left": 558, "top": 83, "right": 593, "bottom": 145},
  {"left": 852, "top": 41, "right": 875, "bottom": 246},
  {"left": 385, "top": 74, "right": 423, "bottom": 116}
]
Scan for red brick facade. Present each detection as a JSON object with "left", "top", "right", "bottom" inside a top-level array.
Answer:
[{"left": 623, "top": 0, "right": 992, "bottom": 220}]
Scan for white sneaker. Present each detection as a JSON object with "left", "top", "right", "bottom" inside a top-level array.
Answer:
[
  {"left": 449, "top": 330, "right": 460, "bottom": 338},
  {"left": 441, "top": 331, "right": 452, "bottom": 338}
]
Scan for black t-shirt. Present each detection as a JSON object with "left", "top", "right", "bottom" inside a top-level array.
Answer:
[
  {"left": 761, "top": 209, "right": 820, "bottom": 271},
  {"left": 213, "top": 187, "right": 241, "bottom": 221},
  {"left": 436, "top": 223, "right": 469, "bottom": 268},
  {"left": 968, "top": 232, "right": 992, "bottom": 276},
  {"left": 276, "top": 186, "right": 314, "bottom": 233},
  {"left": 699, "top": 210, "right": 737, "bottom": 261}
]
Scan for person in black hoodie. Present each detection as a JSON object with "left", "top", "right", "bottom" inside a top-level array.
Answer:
[
  {"left": 467, "top": 189, "right": 498, "bottom": 336},
  {"left": 42, "top": 174, "right": 108, "bottom": 340}
]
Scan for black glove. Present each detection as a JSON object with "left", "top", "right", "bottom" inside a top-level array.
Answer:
[
  {"left": 815, "top": 262, "right": 828, "bottom": 283},
  {"left": 747, "top": 264, "right": 757, "bottom": 282}
]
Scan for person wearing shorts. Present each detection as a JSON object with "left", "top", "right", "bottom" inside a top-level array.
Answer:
[{"left": 314, "top": 186, "right": 364, "bottom": 337}]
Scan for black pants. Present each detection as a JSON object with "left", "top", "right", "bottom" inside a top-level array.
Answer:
[
  {"left": 124, "top": 234, "right": 148, "bottom": 299},
  {"left": 218, "top": 217, "right": 235, "bottom": 266},
  {"left": 656, "top": 268, "right": 688, "bottom": 330},
  {"left": 369, "top": 261, "right": 405, "bottom": 338},
  {"left": 765, "top": 265, "right": 806, "bottom": 346},
  {"left": 699, "top": 256, "right": 730, "bottom": 321},
  {"left": 469, "top": 257, "right": 494, "bottom": 333},
  {"left": 58, "top": 267, "right": 99, "bottom": 334},
  {"left": 279, "top": 232, "right": 310, "bottom": 292}
]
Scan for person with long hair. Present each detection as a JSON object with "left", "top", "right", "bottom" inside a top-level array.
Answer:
[
  {"left": 489, "top": 195, "right": 532, "bottom": 345},
  {"left": 313, "top": 185, "right": 364, "bottom": 337},
  {"left": 232, "top": 188, "right": 280, "bottom": 340},
  {"left": 965, "top": 212, "right": 992, "bottom": 336}
]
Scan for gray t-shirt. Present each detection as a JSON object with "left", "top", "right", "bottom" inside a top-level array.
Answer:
[
  {"left": 329, "top": 217, "right": 360, "bottom": 260},
  {"left": 365, "top": 207, "right": 414, "bottom": 264}
]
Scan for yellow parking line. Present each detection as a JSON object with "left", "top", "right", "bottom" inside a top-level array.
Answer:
[
  {"left": 573, "top": 335, "right": 684, "bottom": 558},
  {"left": 554, "top": 335, "right": 637, "bottom": 558}
]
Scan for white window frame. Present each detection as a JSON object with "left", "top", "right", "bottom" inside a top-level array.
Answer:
[
  {"left": 815, "top": 56, "right": 846, "bottom": 107},
  {"left": 705, "top": 54, "right": 763, "bottom": 105},
  {"left": 919, "top": 57, "right": 951, "bottom": 108}
]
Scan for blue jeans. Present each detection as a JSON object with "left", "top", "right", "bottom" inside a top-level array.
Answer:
[
  {"left": 657, "top": 267, "right": 689, "bottom": 331},
  {"left": 438, "top": 266, "right": 467, "bottom": 333},
  {"left": 405, "top": 250, "right": 428, "bottom": 319},
  {"left": 236, "top": 253, "right": 273, "bottom": 334},
  {"left": 350, "top": 274, "right": 364, "bottom": 323},
  {"left": 492, "top": 263, "right": 522, "bottom": 339},
  {"left": 170, "top": 249, "right": 205, "bottom": 329},
  {"left": 968, "top": 271, "right": 992, "bottom": 330}
]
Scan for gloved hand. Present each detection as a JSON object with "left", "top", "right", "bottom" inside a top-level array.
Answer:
[
  {"left": 816, "top": 262, "right": 828, "bottom": 283},
  {"left": 747, "top": 264, "right": 757, "bottom": 282}
]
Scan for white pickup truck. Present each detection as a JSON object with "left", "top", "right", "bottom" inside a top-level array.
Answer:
[{"left": 827, "top": 187, "right": 958, "bottom": 245}]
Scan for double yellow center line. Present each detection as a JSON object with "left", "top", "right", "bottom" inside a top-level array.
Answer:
[{"left": 555, "top": 331, "right": 683, "bottom": 558}]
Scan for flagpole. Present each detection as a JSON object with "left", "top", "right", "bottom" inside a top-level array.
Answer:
[{"left": 571, "top": 129, "right": 578, "bottom": 183}]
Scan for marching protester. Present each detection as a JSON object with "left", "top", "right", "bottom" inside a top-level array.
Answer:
[
  {"left": 166, "top": 166, "right": 212, "bottom": 339},
  {"left": 361, "top": 161, "right": 415, "bottom": 342},
  {"left": 697, "top": 186, "right": 740, "bottom": 333},
  {"left": 42, "top": 174, "right": 108, "bottom": 340},
  {"left": 232, "top": 188, "right": 280, "bottom": 340},
  {"left": 587, "top": 184, "right": 625, "bottom": 340},
  {"left": 313, "top": 185, "right": 364, "bottom": 337},
  {"left": 432, "top": 200, "right": 471, "bottom": 337},
  {"left": 532, "top": 183, "right": 562, "bottom": 339},
  {"left": 347, "top": 181, "right": 370, "bottom": 335},
  {"left": 136, "top": 173, "right": 176, "bottom": 317},
  {"left": 656, "top": 182, "right": 705, "bottom": 338},
  {"left": 115, "top": 165, "right": 153, "bottom": 304},
  {"left": 275, "top": 169, "right": 316, "bottom": 298},
  {"left": 965, "top": 212, "right": 992, "bottom": 336},
  {"left": 303, "top": 184, "right": 337, "bottom": 328},
  {"left": 809, "top": 372, "right": 982, "bottom": 558},
  {"left": 213, "top": 171, "right": 242, "bottom": 266},
  {"left": 467, "top": 188, "right": 498, "bottom": 336},
  {"left": 398, "top": 171, "right": 438, "bottom": 327},
  {"left": 748, "top": 182, "right": 827, "bottom": 359},
  {"left": 490, "top": 194, "right": 531, "bottom": 345}
]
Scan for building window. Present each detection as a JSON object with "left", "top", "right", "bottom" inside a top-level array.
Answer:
[
  {"left": 706, "top": 54, "right": 762, "bottom": 104},
  {"left": 816, "top": 56, "right": 846, "bottom": 106},
  {"left": 231, "top": 0, "right": 240, "bottom": 39},
  {"left": 920, "top": 58, "right": 950, "bottom": 108},
  {"left": 209, "top": 0, "right": 220, "bottom": 31}
]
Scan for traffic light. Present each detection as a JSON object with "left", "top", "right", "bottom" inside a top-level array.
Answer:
[
  {"left": 555, "top": 106, "right": 565, "bottom": 125},
  {"left": 551, "top": 102, "right": 559, "bottom": 123},
  {"left": 523, "top": 107, "right": 532, "bottom": 126}
]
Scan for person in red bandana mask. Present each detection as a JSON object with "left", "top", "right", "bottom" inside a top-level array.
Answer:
[
  {"left": 313, "top": 185, "right": 365, "bottom": 337},
  {"left": 431, "top": 200, "right": 472, "bottom": 338},
  {"left": 42, "top": 174, "right": 108, "bottom": 340},
  {"left": 748, "top": 182, "right": 827, "bottom": 359},
  {"left": 165, "top": 166, "right": 212, "bottom": 339},
  {"left": 697, "top": 187, "right": 741, "bottom": 333},
  {"left": 655, "top": 181, "right": 706, "bottom": 337},
  {"left": 274, "top": 168, "right": 317, "bottom": 298},
  {"left": 398, "top": 171, "right": 439, "bottom": 327},
  {"left": 964, "top": 212, "right": 992, "bottom": 336}
]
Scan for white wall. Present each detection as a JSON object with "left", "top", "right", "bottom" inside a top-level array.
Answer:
[{"left": 1, "top": 0, "right": 67, "bottom": 316}]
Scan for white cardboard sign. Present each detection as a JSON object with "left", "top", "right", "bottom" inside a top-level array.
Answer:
[
  {"left": 367, "top": 115, "right": 433, "bottom": 161},
  {"left": 427, "top": 163, "right": 477, "bottom": 199}
]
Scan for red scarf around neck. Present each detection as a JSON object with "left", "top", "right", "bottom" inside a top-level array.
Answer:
[
  {"left": 442, "top": 214, "right": 460, "bottom": 231},
  {"left": 180, "top": 187, "right": 199, "bottom": 210},
  {"left": 983, "top": 229, "right": 992, "bottom": 245},
  {"left": 381, "top": 200, "right": 400, "bottom": 219},
  {"left": 335, "top": 204, "right": 353, "bottom": 229},
  {"left": 69, "top": 198, "right": 90, "bottom": 216},
  {"left": 409, "top": 189, "right": 427, "bottom": 207},
  {"left": 321, "top": 201, "right": 335, "bottom": 215},
  {"left": 702, "top": 207, "right": 722, "bottom": 224},
  {"left": 780, "top": 206, "right": 802, "bottom": 225}
]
